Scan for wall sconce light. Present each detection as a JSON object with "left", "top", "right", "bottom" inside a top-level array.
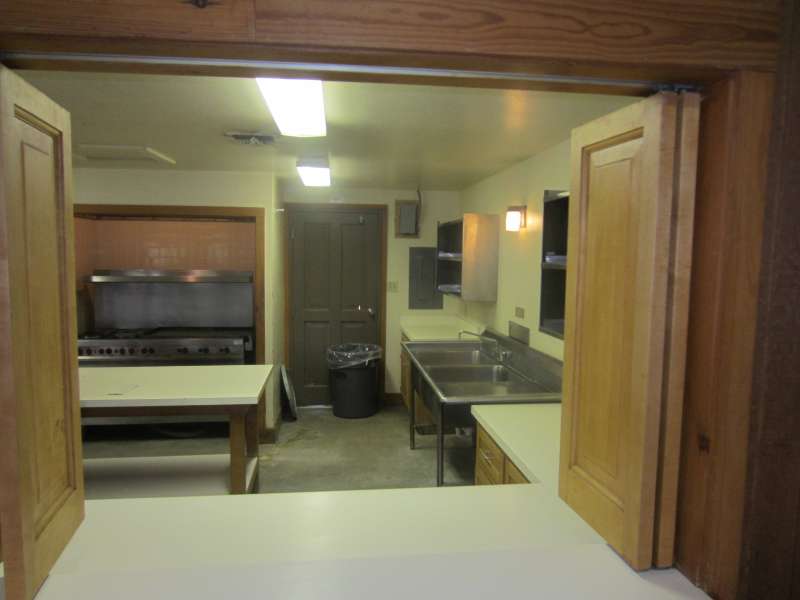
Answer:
[{"left": 505, "top": 206, "right": 527, "bottom": 232}]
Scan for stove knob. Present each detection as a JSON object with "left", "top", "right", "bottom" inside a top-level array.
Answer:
[
  {"left": 119, "top": 348, "right": 126, "bottom": 355},
  {"left": 129, "top": 348, "right": 137, "bottom": 355},
  {"left": 148, "top": 348, "right": 156, "bottom": 355},
  {"left": 222, "top": 347, "right": 230, "bottom": 354},
  {"left": 177, "top": 347, "right": 188, "bottom": 354},
  {"left": 199, "top": 347, "right": 209, "bottom": 354},
  {"left": 85, "top": 348, "right": 93, "bottom": 356}
]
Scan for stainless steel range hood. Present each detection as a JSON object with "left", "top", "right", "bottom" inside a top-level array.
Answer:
[{"left": 90, "top": 269, "right": 253, "bottom": 284}]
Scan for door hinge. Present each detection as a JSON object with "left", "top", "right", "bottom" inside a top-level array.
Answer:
[
  {"left": 697, "top": 433, "right": 711, "bottom": 454},
  {"left": 359, "top": 215, "right": 365, "bottom": 224}
]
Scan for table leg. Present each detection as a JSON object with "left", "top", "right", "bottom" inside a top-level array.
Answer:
[
  {"left": 436, "top": 403, "right": 445, "bottom": 487},
  {"left": 230, "top": 411, "right": 247, "bottom": 494},
  {"left": 245, "top": 405, "right": 260, "bottom": 493},
  {"left": 410, "top": 388, "right": 417, "bottom": 450}
]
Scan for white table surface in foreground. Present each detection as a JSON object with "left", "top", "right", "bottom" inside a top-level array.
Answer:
[
  {"left": 23, "top": 485, "right": 707, "bottom": 600},
  {"left": 79, "top": 365, "right": 273, "bottom": 408}
]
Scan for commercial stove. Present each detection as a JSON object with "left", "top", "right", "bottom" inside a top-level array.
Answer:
[{"left": 78, "top": 328, "right": 251, "bottom": 367}]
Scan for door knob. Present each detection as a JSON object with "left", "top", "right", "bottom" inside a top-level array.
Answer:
[{"left": 366, "top": 307, "right": 375, "bottom": 317}]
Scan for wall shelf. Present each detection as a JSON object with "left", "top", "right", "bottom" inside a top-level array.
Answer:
[
  {"left": 539, "top": 191, "right": 569, "bottom": 339},
  {"left": 436, "top": 213, "right": 499, "bottom": 302}
]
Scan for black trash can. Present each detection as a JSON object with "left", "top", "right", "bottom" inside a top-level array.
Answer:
[{"left": 327, "top": 343, "right": 383, "bottom": 418}]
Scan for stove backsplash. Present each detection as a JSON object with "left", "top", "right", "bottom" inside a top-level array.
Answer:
[{"left": 93, "top": 282, "right": 254, "bottom": 330}]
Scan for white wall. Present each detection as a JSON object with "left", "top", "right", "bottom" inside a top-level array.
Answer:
[
  {"left": 74, "top": 168, "right": 284, "bottom": 429},
  {"left": 458, "top": 139, "right": 571, "bottom": 360},
  {"left": 279, "top": 183, "right": 463, "bottom": 393}
]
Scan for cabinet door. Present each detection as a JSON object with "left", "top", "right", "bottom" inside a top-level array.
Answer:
[
  {"left": 504, "top": 458, "right": 530, "bottom": 485},
  {"left": 559, "top": 93, "right": 699, "bottom": 571},
  {"left": 0, "top": 66, "right": 84, "bottom": 600},
  {"left": 476, "top": 425, "right": 505, "bottom": 484}
]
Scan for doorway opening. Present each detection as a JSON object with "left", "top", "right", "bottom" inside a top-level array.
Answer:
[{"left": 12, "top": 68, "right": 645, "bottom": 497}]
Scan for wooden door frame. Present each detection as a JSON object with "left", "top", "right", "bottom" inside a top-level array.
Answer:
[
  {"left": 283, "top": 203, "right": 388, "bottom": 402},
  {"left": 2, "top": 9, "right": 790, "bottom": 593},
  {"left": 73, "top": 204, "right": 269, "bottom": 437}
]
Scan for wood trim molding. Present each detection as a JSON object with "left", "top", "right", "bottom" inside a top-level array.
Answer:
[
  {"left": 384, "top": 392, "right": 403, "bottom": 406},
  {"left": 739, "top": 1, "right": 800, "bottom": 597},
  {"left": 675, "top": 71, "right": 775, "bottom": 597},
  {"left": 0, "top": 1, "right": 780, "bottom": 85}
]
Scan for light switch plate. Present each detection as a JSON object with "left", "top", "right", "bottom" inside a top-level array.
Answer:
[
  {"left": 388, "top": 281, "right": 399, "bottom": 293},
  {"left": 515, "top": 306, "right": 525, "bottom": 319}
]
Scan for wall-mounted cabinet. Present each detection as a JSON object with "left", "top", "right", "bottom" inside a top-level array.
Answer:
[
  {"left": 436, "top": 213, "right": 499, "bottom": 302},
  {"left": 539, "top": 191, "right": 569, "bottom": 338}
]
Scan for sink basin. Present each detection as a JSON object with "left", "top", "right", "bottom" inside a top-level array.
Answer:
[
  {"left": 403, "top": 341, "right": 495, "bottom": 367},
  {"left": 424, "top": 364, "right": 513, "bottom": 383},
  {"left": 426, "top": 364, "right": 554, "bottom": 399}
]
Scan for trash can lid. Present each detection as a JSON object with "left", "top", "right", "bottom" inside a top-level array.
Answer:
[{"left": 327, "top": 343, "right": 383, "bottom": 368}]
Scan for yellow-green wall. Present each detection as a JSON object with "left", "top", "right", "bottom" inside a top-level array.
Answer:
[{"left": 457, "top": 139, "right": 571, "bottom": 360}]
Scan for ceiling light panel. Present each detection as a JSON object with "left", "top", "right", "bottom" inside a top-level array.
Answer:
[
  {"left": 296, "top": 157, "right": 331, "bottom": 187},
  {"left": 256, "top": 78, "right": 327, "bottom": 138}
]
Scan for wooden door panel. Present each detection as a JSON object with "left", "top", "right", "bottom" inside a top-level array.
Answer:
[
  {"left": 303, "top": 321, "right": 332, "bottom": 383},
  {"left": 340, "top": 221, "right": 367, "bottom": 314},
  {"left": 560, "top": 93, "right": 698, "bottom": 571},
  {"left": 0, "top": 0, "right": 255, "bottom": 43},
  {"left": 340, "top": 322, "right": 370, "bottom": 345},
  {"left": 0, "top": 67, "right": 83, "bottom": 600},
  {"left": 573, "top": 136, "right": 642, "bottom": 504},
  {"left": 301, "top": 221, "right": 333, "bottom": 312}
]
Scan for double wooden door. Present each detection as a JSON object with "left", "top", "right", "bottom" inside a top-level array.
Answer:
[{"left": 288, "top": 206, "right": 383, "bottom": 406}]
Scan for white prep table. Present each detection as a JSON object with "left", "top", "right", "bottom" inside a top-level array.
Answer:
[
  {"left": 16, "top": 485, "right": 707, "bottom": 600},
  {"left": 79, "top": 365, "right": 273, "bottom": 494}
]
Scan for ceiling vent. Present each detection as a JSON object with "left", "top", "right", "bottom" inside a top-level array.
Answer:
[
  {"left": 75, "top": 144, "right": 176, "bottom": 165},
  {"left": 224, "top": 131, "right": 275, "bottom": 146}
]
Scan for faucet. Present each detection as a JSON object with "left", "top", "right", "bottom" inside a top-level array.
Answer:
[{"left": 458, "top": 331, "right": 513, "bottom": 363}]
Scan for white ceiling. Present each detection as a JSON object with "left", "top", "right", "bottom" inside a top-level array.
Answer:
[{"left": 19, "top": 70, "right": 635, "bottom": 190}]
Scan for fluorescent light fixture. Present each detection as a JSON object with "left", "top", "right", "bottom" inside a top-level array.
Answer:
[
  {"left": 256, "top": 78, "right": 327, "bottom": 137},
  {"left": 505, "top": 206, "right": 527, "bottom": 232},
  {"left": 296, "top": 157, "right": 331, "bottom": 187}
]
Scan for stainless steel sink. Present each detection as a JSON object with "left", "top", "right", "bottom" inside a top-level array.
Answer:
[
  {"left": 403, "top": 340, "right": 560, "bottom": 405},
  {"left": 402, "top": 338, "right": 561, "bottom": 487}
]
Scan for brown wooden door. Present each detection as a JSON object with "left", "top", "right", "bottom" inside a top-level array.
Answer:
[
  {"left": 0, "top": 67, "right": 84, "bottom": 599},
  {"left": 559, "top": 92, "right": 699, "bottom": 571},
  {"left": 288, "top": 206, "right": 382, "bottom": 406}
]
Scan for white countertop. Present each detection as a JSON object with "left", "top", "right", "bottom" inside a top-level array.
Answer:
[
  {"left": 79, "top": 365, "right": 273, "bottom": 408},
  {"left": 18, "top": 485, "right": 706, "bottom": 600},
  {"left": 472, "top": 404, "right": 562, "bottom": 492},
  {"left": 400, "top": 314, "right": 483, "bottom": 341}
]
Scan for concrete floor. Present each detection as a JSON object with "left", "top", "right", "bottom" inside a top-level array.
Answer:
[{"left": 83, "top": 406, "right": 475, "bottom": 495}]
